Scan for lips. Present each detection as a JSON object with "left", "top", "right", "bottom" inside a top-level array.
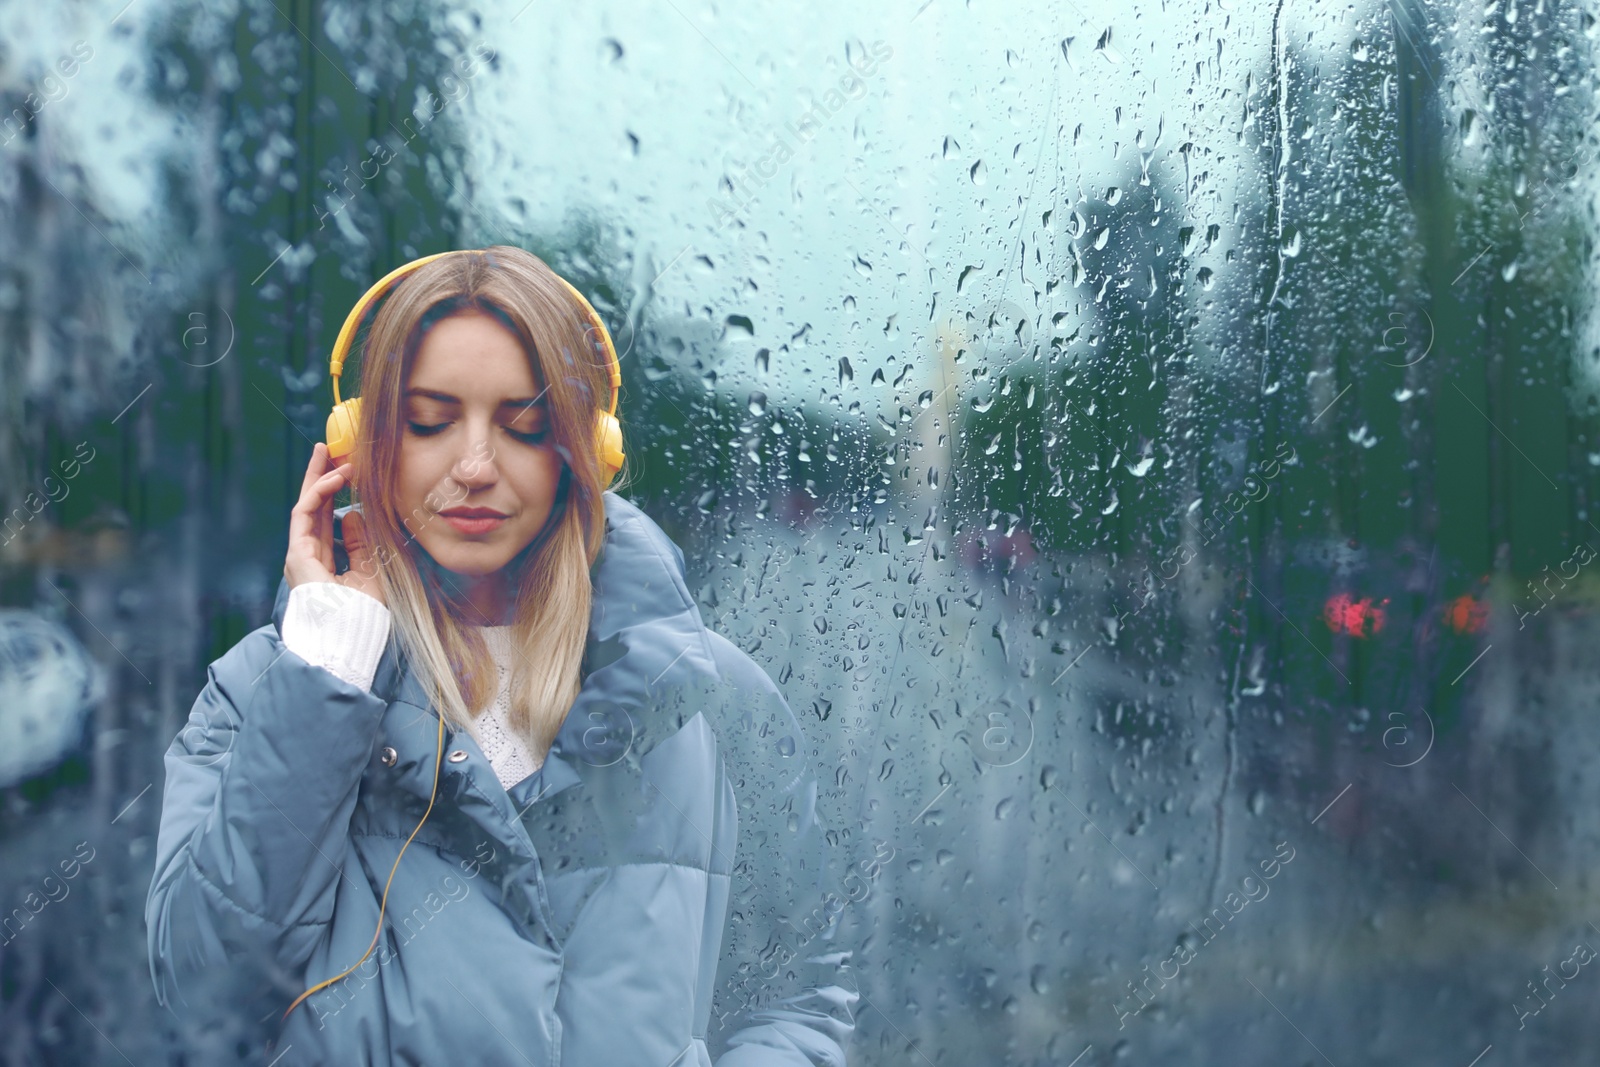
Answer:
[{"left": 439, "top": 507, "right": 508, "bottom": 535}]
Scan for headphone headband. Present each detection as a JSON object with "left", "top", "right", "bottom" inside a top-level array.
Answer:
[{"left": 329, "top": 249, "right": 621, "bottom": 414}]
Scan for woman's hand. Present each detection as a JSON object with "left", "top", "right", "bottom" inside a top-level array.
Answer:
[{"left": 284, "top": 442, "right": 386, "bottom": 606}]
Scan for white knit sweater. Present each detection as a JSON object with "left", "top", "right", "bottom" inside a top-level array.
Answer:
[{"left": 279, "top": 582, "right": 542, "bottom": 789}]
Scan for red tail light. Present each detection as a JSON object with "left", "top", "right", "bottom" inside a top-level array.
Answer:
[{"left": 1324, "top": 593, "right": 1389, "bottom": 638}]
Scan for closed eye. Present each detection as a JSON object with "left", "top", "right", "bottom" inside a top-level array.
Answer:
[
  {"left": 408, "top": 421, "right": 449, "bottom": 437},
  {"left": 407, "top": 420, "right": 547, "bottom": 444}
]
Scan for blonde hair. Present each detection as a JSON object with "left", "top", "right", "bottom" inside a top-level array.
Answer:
[{"left": 350, "top": 246, "right": 623, "bottom": 760}]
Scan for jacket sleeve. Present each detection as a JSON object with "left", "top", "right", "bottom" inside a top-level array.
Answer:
[
  {"left": 144, "top": 617, "right": 389, "bottom": 1015},
  {"left": 704, "top": 632, "right": 859, "bottom": 1067}
]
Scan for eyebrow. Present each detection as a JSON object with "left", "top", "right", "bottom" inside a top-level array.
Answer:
[{"left": 405, "top": 387, "right": 549, "bottom": 411}]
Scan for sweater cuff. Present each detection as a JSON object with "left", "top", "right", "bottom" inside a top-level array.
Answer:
[{"left": 280, "top": 583, "right": 391, "bottom": 693}]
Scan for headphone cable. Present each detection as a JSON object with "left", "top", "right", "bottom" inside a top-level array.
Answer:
[{"left": 282, "top": 711, "right": 446, "bottom": 1024}]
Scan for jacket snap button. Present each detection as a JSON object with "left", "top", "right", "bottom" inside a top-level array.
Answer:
[
  {"left": 380, "top": 746, "right": 398, "bottom": 767},
  {"left": 447, "top": 749, "right": 469, "bottom": 763}
]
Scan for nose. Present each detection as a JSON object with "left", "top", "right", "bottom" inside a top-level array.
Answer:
[{"left": 450, "top": 431, "right": 499, "bottom": 491}]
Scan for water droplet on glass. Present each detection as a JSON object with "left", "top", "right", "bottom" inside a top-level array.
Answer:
[{"left": 1094, "top": 26, "right": 1122, "bottom": 64}]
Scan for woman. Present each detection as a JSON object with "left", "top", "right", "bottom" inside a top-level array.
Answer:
[{"left": 144, "top": 248, "right": 857, "bottom": 1065}]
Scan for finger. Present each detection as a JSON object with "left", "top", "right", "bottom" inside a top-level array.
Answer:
[
  {"left": 342, "top": 511, "right": 377, "bottom": 578},
  {"left": 289, "top": 451, "right": 328, "bottom": 542},
  {"left": 311, "top": 465, "right": 353, "bottom": 558},
  {"left": 339, "top": 513, "right": 388, "bottom": 601},
  {"left": 289, "top": 465, "right": 352, "bottom": 573},
  {"left": 288, "top": 472, "right": 341, "bottom": 551},
  {"left": 341, "top": 509, "right": 364, "bottom": 559},
  {"left": 292, "top": 465, "right": 353, "bottom": 517},
  {"left": 299, "top": 442, "right": 330, "bottom": 499}
]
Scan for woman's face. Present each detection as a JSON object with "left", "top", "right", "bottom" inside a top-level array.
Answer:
[{"left": 394, "top": 310, "right": 564, "bottom": 578}]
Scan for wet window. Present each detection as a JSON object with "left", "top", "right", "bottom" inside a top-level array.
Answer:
[{"left": 1, "top": 1, "right": 1597, "bottom": 1063}]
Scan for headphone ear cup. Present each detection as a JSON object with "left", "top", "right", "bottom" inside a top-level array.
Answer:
[
  {"left": 595, "top": 410, "right": 624, "bottom": 488},
  {"left": 327, "top": 397, "right": 363, "bottom": 466}
]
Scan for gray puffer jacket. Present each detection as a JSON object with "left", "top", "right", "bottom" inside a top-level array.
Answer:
[{"left": 145, "top": 492, "right": 857, "bottom": 1065}]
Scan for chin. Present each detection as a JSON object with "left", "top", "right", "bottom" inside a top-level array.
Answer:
[
  {"left": 446, "top": 553, "right": 516, "bottom": 577},
  {"left": 421, "top": 540, "right": 517, "bottom": 577}
]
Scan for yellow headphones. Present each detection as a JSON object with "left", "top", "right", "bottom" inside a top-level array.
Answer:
[
  {"left": 281, "top": 250, "right": 623, "bottom": 1031},
  {"left": 324, "top": 249, "right": 626, "bottom": 487}
]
